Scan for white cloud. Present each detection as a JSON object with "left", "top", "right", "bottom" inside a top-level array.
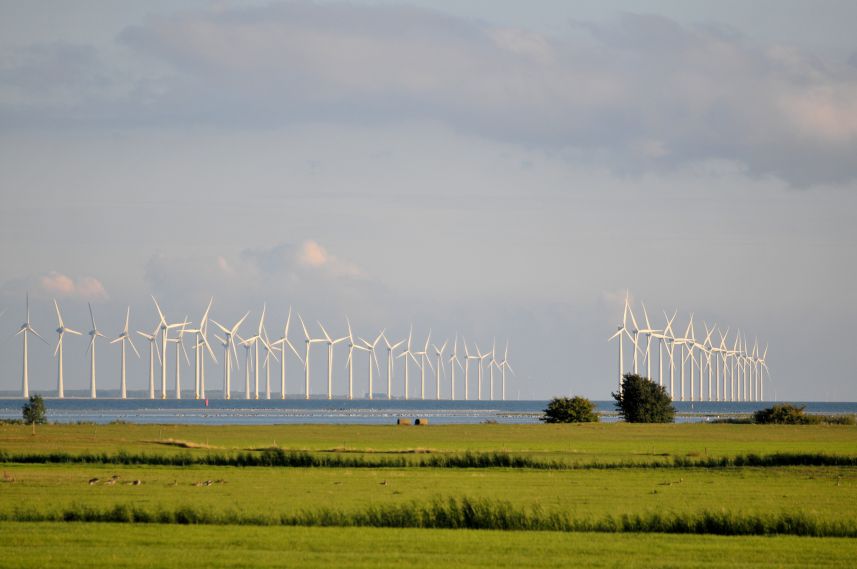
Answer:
[{"left": 37, "top": 271, "right": 108, "bottom": 301}]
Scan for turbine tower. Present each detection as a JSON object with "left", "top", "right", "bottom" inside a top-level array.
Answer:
[
  {"left": 318, "top": 321, "right": 347, "bottom": 400},
  {"left": 395, "top": 326, "right": 418, "bottom": 400},
  {"left": 476, "top": 343, "right": 490, "bottom": 400},
  {"left": 152, "top": 297, "right": 187, "bottom": 399},
  {"left": 52, "top": 299, "right": 82, "bottom": 399},
  {"left": 211, "top": 312, "right": 249, "bottom": 400},
  {"left": 414, "top": 331, "right": 433, "bottom": 400},
  {"left": 136, "top": 323, "right": 161, "bottom": 399},
  {"left": 86, "top": 303, "right": 107, "bottom": 399},
  {"left": 270, "top": 307, "right": 302, "bottom": 399},
  {"left": 110, "top": 307, "right": 139, "bottom": 399},
  {"left": 182, "top": 298, "right": 216, "bottom": 400},
  {"left": 360, "top": 330, "right": 384, "bottom": 399},
  {"left": 382, "top": 333, "right": 405, "bottom": 400},
  {"left": 498, "top": 340, "right": 514, "bottom": 401},
  {"left": 17, "top": 294, "right": 48, "bottom": 398},
  {"left": 431, "top": 340, "right": 448, "bottom": 400},
  {"left": 299, "top": 314, "right": 325, "bottom": 400},
  {"left": 345, "top": 318, "right": 369, "bottom": 400},
  {"left": 638, "top": 302, "right": 661, "bottom": 382},
  {"left": 463, "top": 339, "right": 479, "bottom": 400},
  {"left": 608, "top": 293, "right": 634, "bottom": 393},
  {"left": 167, "top": 320, "right": 191, "bottom": 399},
  {"left": 447, "top": 335, "right": 463, "bottom": 401}
]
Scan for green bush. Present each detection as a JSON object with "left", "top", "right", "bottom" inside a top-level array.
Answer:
[
  {"left": 541, "top": 396, "right": 599, "bottom": 423},
  {"left": 753, "top": 404, "right": 855, "bottom": 425},
  {"left": 612, "top": 374, "right": 675, "bottom": 423},
  {"left": 22, "top": 395, "right": 46, "bottom": 425}
]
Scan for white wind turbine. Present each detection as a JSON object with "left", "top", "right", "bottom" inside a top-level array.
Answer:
[
  {"left": 701, "top": 323, "right": 716, "bottom": 401},
  {"left": 345, "top": 318, "right": 369, "bottom": 400},
  {"left": 660, "top": 311, "right": 678, "bottom": 398},
  {"left": 17, "top": 294, "right": 48, "bottom": 399},
  {"left": 382, "top": 333, "right": 405, "bottom": 400},
  {"left": 683, "top": 314, "right": 697, "bottom": 402},
  {"left": 447, "top": 335, "right": 463, "bottom": 401},
  {"left": 463, "top": 338, "right": 479, "bottom": 401},
  {"left": 181, "top": 298, "right": 216, "bottom": 400},
  {"left": 167, "top": 319, "right": 191, "bottom": 399},
  {"left": 431, "top": 339, "right": 448, "bottom": 400},
  {"left": 608, "top": 294, "right": 634, "bottom": 394},
  {"left": 299, "top": 314, "right": 326, "bottom": 400},
  {"left": 414, "top": 331, "right": 434, "bottom": 400},
  {"left": 360, "top": 330, "right": 384, "bottom": 399},
  {"left": 757, "top": 344, "right": 769, "bottom": 401},
  {"left": 211, "top": 312, "right": 249, "bottom": 400},
  {"left": 715, "top": 328, "right": 730, "bottom": 402},
  {"left": 243, "top": 305, "right": 274, "bottom": 400},
  {"left": 52, "top": 299, "right": 82, "bottom": 399},
  {"left": 497, "top": 340, "right": 514, "bottom": 401},
  {"left": 488, "top": 339, "right": 500, "bottom": 400},
  {"left": 136, "top": 323, "right": 161, "bottom": 399},
  {"left": 152, "top": 297, "right": 188, "bottom": 400},
  {"left": 476, "top": 343, "right": 491, "bottom": 400},
  {"left": 318, "top": 321, "right": 347, "bottom": 400},
  {"left": 270, "top": 307, "right": 302, "bottom": 399},
  {"left": 237, "top": 334, "right": 254, "bottom": 399},
  {"left": 395, "top": 326, "right": 418, "bottom": 400},
  {"left": 638, "top": 302, "right": 661, "bottom": 382},
  {"left": 86, "top": 303, "right": 107, "bottom": 399},
  {"left": 110, "top": 307, "right": 139, "bottom": 399}
]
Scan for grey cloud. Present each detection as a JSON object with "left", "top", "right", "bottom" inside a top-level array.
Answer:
[{"left": 4, "top": 3, "right": 857, "bottom": 186}]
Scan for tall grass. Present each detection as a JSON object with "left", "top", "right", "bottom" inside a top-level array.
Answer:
[
  {"left": 3, "top": 498, "right": 856, "bottom": 537},
  {"left": 2, "top": 448, "right": 856, "bottom": 469}
]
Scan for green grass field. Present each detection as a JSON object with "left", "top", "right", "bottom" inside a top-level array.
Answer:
[
  {"left": 2, "top": 522, "right": 856, "bottom": 569},
  {"left": 1, "top": 422, "right": 856, "bottom": 566},
  {"left": 2, "top": 422, "right": 855, "bottom": 464}
]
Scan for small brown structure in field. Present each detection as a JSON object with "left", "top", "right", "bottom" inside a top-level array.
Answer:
[
  {"left": 415, "top": 418, "right": 429, "bottom": 425},
  {"left": 397, "top": 418, "right": 411, "bottom": 425}
]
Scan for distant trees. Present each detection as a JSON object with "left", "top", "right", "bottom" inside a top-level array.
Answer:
[
  {"left": 612, "top": 374, "right": 675, "bottom": 423},
  {"left": 541, "top": 396, "right": 599, "bottom": 423},
  {"left": 22, "top": 394, "right": 47, "bottom": 430},
  {"left": 752, "top": 404, "right": 854, "bottom": 425}
]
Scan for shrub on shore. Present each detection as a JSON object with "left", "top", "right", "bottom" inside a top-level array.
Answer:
[{"left": 541, "top": 396, "right": 599, "bottom": 423}]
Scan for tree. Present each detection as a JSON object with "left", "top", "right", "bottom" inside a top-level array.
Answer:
[
  {"left": 541, "top": 396, "right": 599, "bottom": 423},
  {"left": 612, "top": 374, "right": 675, "bottom": 423},
  {"left": 754, "top": 404, "right": 809, "bottom": 424},
  {"left": 22, "top": 394, "right": 47, "bottom": 426}
]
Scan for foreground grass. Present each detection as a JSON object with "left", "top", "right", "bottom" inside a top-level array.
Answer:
[
  {"left": 2, "top": 422, "right": 855, "bottom": 464},
  {"left": 2, "top": 463, "right": 855, "bottom": 523},
  {"left": 2, "top": 522, "right": 856, "bottom": 568}
]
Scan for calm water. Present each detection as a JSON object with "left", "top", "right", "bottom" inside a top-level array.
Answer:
[{"left": 1, "top": 397, "right": 855, "bottom": 425}]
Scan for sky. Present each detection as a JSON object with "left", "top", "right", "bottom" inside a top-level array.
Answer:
[{"left": 1, "top": 1, "right": 856, "bottom": 400}]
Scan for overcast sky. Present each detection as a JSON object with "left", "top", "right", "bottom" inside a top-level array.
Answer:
[{"left": 1, "top": 1, "right": 856, "bottom": 400}]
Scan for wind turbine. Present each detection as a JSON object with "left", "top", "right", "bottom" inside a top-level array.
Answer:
[
  {"left": 476, "top": 343, "right": 490, "bottom": 400},
  {"left": 152, "top": 297, "right": 188, "bottom": 399},
  {"left": 660, "top": 312, "right": 678, "bottom": 398},
  {"left": 715, "top": 328, "right": 730, "bottom": 402},
  {"left": 360, "top": 330, "right": 384, "bottom": 399},
  {"left": 17, "top": 294, "right": 48, "bottom": 398},
  {"left": 110, "top": 307, "right": 139, "bottom": 399},
  {"left": 86, "top": 303, "right": 107, "bottom": 399},
  {"left": 345, "top": 318, "right": 369, "bottom": 400},
  {"left": 136, "top": 323, "right": 161, "bottom": 399},
  {"left": 758, "top": 344, "right": 769, "bottom": 401},
  {"left": 395, "top": 326, "right": 418, "bottom": 400},
  {"left": 270, "top": 307, "right": 302, "bottom": 399},
  {"left": 638, "top": 302, "right": 661, "bottom": 381},
  {"left": 431, "top": 339, "right": 447, "bottom": 400},
  {"left": 414, "top": 331, "right": 434, "bottom": 400},
  {"left": 318, "top": 321, "right": 347, "bottom": 400},
  {"left": 497, "top": 340, "right": 514, "bottom": 401},
  {"left": 447, "top": 335, "right": 464, "bottom": 401},
  {"left": 701, "top": 323, "right": 716, "bottom": 402},
  {"left": 463, "top": 338, "right": 479, "bottom": 400},
  {"left": 237, "top": 334, "right": 254, "bottom": 399},
  {"left": 382, "top": 333, "right": 405, "bottom": 400},
  {"left": 211, "top": 312, "right": 249, "bottom": 400},
  {"left": 683, "top": 314, "right": 697, "bottom": 402},
  {"left": 243, "top": 305, "right": 273, "bottom": 400},
  {"left": 299, "top": 314, "right": 326, "bottom": 400},
  {"left": 52, "top": 299, "right": 82, "bottom": 399},
  {"left": 608, "top": 293, "right": 634, "bottom": 394},
  {"left": 167, "top": 319, "right": 191, "bottom": 399},
  {"left": 181, "top": 298, "right": 216, "bottom": 400},
  {"left": 488, "top": 339, "right": 499, "bottom": 400}
]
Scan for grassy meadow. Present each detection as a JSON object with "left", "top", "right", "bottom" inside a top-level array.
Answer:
[{"left": 1, "top": 422, "right": 856, "bottom": 567}]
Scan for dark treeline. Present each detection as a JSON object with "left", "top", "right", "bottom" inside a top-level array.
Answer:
[
  {"left": 2, "top": 448, "right": 856, "bottom": 469},
  {"left": 3, "top": 497, "right": 856, "bottom": 537}
]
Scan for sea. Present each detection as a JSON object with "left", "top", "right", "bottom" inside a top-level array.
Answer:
[{"left": 1, "top": 396, "right": 855, "bottom": 425}]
